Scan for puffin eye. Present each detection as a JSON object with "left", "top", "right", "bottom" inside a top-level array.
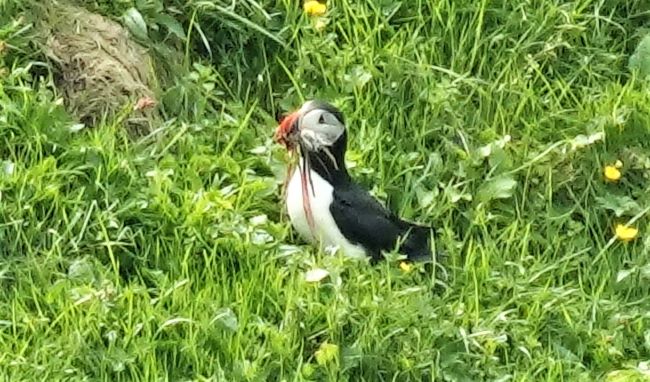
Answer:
[{"left": 318, "top": 114, "right": 325, "bottom": 124}]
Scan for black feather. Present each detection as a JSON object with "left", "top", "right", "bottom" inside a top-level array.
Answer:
[{"left": 329, "top": 181, "right": 435, "bottom": 262}]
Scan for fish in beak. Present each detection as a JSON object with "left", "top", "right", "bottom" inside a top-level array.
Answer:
[
  {"left": 274, "top": 107, "right": 317, "bottom": 234},
  {"left": 274, "top": 111, "right": 300, "bottom": 151}
]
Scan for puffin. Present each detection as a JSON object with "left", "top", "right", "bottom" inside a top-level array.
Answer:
[{"left": 274, "top": 100, "right": 437, "bottom": 263}]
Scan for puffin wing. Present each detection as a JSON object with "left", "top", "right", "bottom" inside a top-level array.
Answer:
[{"left": 329, "top": 183, "right": 416, "bottom": 260}]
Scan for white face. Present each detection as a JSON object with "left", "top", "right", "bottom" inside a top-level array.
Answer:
[{"left": 297, "top": 103, "right": 345, "bottom": 151}]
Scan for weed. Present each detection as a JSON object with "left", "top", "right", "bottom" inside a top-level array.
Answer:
[{"left": 1, "top": 0, "right": 650, "bottom": 381}]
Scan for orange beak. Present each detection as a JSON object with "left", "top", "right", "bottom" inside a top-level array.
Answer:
[
  {"left": 274, "top": 111, "right": 299, "bottom": 150},
  {"left": 275, "top": 108, "right": 316, "bottom": 235}
]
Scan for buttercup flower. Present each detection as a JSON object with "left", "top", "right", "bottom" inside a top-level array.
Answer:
[
  {"left": 604, "top": 165, "right": 621, "bottom": 182},
  {"left": 399, "top": 261, "right": 413, "bottom": 272},
  {"left": 304, "top": 0, "right": 326, "bottom": 16},
  {"left": 615, "top": 224, "right": 638, "bottom": 242}
]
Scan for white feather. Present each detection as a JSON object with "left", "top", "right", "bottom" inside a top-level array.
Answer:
[{"left": 285, "top": 163, "right": 367, "bottom": 259}]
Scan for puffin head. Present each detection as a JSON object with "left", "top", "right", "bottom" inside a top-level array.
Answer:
[{"left": 274, "top": 100, "right": 348, "bottom": 170}]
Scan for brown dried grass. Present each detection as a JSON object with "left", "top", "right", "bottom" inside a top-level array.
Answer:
[{"left": 34, "top": 1, "right": 160, "bottom": 132}]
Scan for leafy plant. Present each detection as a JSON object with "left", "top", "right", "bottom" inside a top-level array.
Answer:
[{"left": 1, "top": 0, "right": 650, "bottom": 380}]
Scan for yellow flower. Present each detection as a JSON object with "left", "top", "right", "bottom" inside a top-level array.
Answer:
[
  {"left": 314, "top": 341, "right": 339, "bottom": 365},
  {"left": 399, "top": 261, "right": 413, "bottom": 272},
  {"left": 615, "top": 224, "right": 638, "bottom": 242},
  {"left": 304, "top": 0, "right": 326, "bottom": 16},
  {"left": 604, "top": 165, "right": 621, "bottom": 181}
]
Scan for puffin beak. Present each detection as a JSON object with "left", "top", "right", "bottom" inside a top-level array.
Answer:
[
  {"left": 274, "top": 111, "right": 300, "bottom": 150},
  {"left": 276, "top": 109, "right": 317, "bottom": 235}
]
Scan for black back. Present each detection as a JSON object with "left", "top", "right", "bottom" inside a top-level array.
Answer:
[{"left": 329, "top": 179, "right": 435, "bottom": 262}]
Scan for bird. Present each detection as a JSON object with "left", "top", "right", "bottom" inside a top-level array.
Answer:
[{"left": 274, "top": 100, "right": 438, "bottom": 263}]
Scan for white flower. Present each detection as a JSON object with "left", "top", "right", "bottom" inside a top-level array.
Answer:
[{"left": 305, "top": 268, "right": 329, "bottom": 283}]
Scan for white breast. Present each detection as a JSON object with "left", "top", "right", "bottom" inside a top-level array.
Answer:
[{"left": 285, "top": 164, "right": 367, "bottom": 259}]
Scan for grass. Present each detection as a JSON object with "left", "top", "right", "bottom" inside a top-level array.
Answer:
[{"left": 1, "top": 0, "right": 650, "bottom": 380}]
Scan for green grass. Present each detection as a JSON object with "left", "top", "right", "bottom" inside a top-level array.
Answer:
[{"left": 1, "top": 0, "right": 650, "bottom": 380}]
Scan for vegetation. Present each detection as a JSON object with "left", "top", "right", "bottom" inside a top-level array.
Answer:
[{"left": 1, "top": 0, "right": 650, "bottom": 380}]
